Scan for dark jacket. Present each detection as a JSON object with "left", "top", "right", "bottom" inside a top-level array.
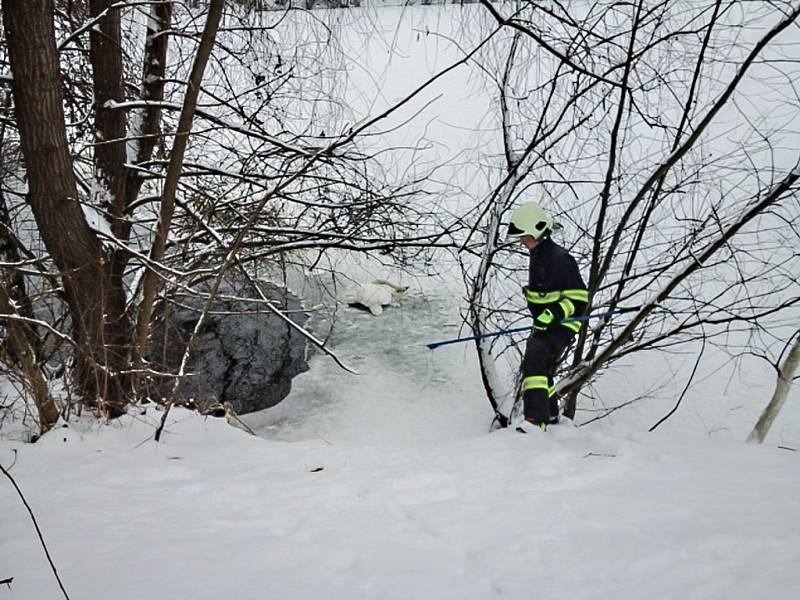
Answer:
[{"left": 526, "top": 239, "right": 589, "bottom": 335}]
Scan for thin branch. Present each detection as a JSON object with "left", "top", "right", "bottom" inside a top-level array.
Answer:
[
  {"left": 478, "top": 0, "right": 623, "bottom": 88},
  {"left": 649, "top": 335, "right": 707, "bottom": 432},
  {"left": 594, "top": 3, "right": 800, "bottom": 290},
  {"left": 562, "top": 162, "right": 800, "bottom": 397},
  {"left": 0, "top": 460, "right": 71, "bottom": 600}
]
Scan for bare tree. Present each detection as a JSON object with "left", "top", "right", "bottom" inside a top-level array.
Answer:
[
  {"left": 4, "top": 0, "right": 132, "bottom": 418},
  {"left": 0, "top": 1, "right": 460, "bottom": 432},
  {"left": 459, "top": 0, "right": 800, "bottom": 425},
  {"left": 748, "top": 332, "right": 800, "bottom": 443}
]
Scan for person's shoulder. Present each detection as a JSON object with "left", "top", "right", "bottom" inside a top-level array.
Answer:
[
  {"left": 543, "top": 238, "right": 569, "bottom": 256},
  {"left": 545, "top": 239, "right": 579, "bottom": 264}
]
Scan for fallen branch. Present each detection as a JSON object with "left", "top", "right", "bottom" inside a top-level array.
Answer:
[{"left": 0, "top": 461, "right": 70, "bottom": 600}]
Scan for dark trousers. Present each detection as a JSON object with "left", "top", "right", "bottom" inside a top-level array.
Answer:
[{"left": 520, "top": 330, "right": 571, "bottom": 424}]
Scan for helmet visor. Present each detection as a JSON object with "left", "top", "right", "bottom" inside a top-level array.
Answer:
[{"left": 507, "top": 221, "right": 526, "bottom": 239}]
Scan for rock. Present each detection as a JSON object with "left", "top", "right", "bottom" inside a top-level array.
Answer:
[{"left": 144, "top": 279, "right": 308, "bottom": 414}]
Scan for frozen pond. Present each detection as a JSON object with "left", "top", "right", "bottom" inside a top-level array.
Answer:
[{"left": 245, "top": 276, "right": 509, "bottom": 445}]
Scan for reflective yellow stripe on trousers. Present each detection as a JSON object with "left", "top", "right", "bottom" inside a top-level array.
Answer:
[
  {"left": 525, "top": 290, "right": 561, "bottom": 304},
  {"left": 562, "top": 289, "right": 589, "bottom": 302},
  {"left": 522, "top": 376, "right": 549, "bottom": 392},
  {"left": 527, "top": 288, "right": 589, "bottom": 305}
]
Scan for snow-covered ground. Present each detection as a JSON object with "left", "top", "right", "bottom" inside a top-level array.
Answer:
[
  {"left": 2, "top": 4, "right": 799, "bottom": 599},
  {"left": 2, "top": 401, "right": 798, "bottom": 599},
  {"left": 2, "top": 283, "right": 799, "bottom": 599}
]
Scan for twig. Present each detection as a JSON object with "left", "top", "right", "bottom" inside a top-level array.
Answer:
[
  {"left": 154, "top": 400, "right": 173, "bottom": 443},
  {"left": 223, "top": 402, "right": 256, "bottom": 436},
  {"left": 0, "top": 462, "right": 71, "bottom": 600},
  {"left": 312, "top": 428, "right": 334, "bottom": 447},
  {"left": 478, "top": 0, "right": 623, "bottom": 88},
  {"left": 649, "top": 336, "right": 706, "bottom": 432},
  {"left": 577, "top": 396, "right": 643, "bottom": 426},
  {"left": 5, "top": 448, "right": 18, "bottom": 469}
]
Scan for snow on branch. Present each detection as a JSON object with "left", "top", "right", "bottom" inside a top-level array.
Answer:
[
  {"left": 56, "top": 0, "right": 164, "bottom": 52},
  {"left": 107, "top": 100, "right": 317, "bottom": 158}
]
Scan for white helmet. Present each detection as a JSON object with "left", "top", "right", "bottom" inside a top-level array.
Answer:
[{"left": 507, "top": 202, "right": 553, "bottom": 240}]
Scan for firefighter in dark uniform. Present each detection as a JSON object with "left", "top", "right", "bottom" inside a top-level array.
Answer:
[{"left": 506, "top": 202, "right": 589, "bottom": 432}]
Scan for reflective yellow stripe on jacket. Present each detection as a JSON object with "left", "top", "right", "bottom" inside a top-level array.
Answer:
[{"left": 526, "top": 288, "right": 589, "bottom": 332}]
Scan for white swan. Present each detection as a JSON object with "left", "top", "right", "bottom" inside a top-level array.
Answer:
[{"left": 350, "top": 280, "right": 409, "bottom": 316}]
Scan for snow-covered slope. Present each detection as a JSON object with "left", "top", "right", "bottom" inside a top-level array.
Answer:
[
  {"left": 5, "top": 275, "right": 797, "bottom": 600},
  {"left": 1, "top": 407, "right": 798, "bottom": 599}
]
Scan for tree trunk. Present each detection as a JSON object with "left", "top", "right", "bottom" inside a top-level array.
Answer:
[
  {"left": 748, "top": 334, "right": 800, "bottom": 444},
  {"left": 4, "top": 0, "right": 131, "bottom": 416},
  {"left": 89, "top": 0, "right": 128, "bottom": 225},
  {"left": 0, "top": 281, "right": 59, "bottom": 432},
  {"left": 134, "top": 0, "right": 224, "bottom": 367},
  {"left": 128, "top": 0, "right": 173, "bottom": 177}
]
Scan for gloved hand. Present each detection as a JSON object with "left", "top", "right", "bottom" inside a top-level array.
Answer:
[{"left": 533, "top": 308, "right": 555, "bottom": 334}]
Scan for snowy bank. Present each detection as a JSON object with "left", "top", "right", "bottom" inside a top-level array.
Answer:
[{"left": 1, "top": 407, "right": 798, "bottom": 600}]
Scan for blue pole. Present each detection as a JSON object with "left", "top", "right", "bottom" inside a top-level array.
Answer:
[{"left": 426, "top": 307, "right": 640, "bottom": 350}]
